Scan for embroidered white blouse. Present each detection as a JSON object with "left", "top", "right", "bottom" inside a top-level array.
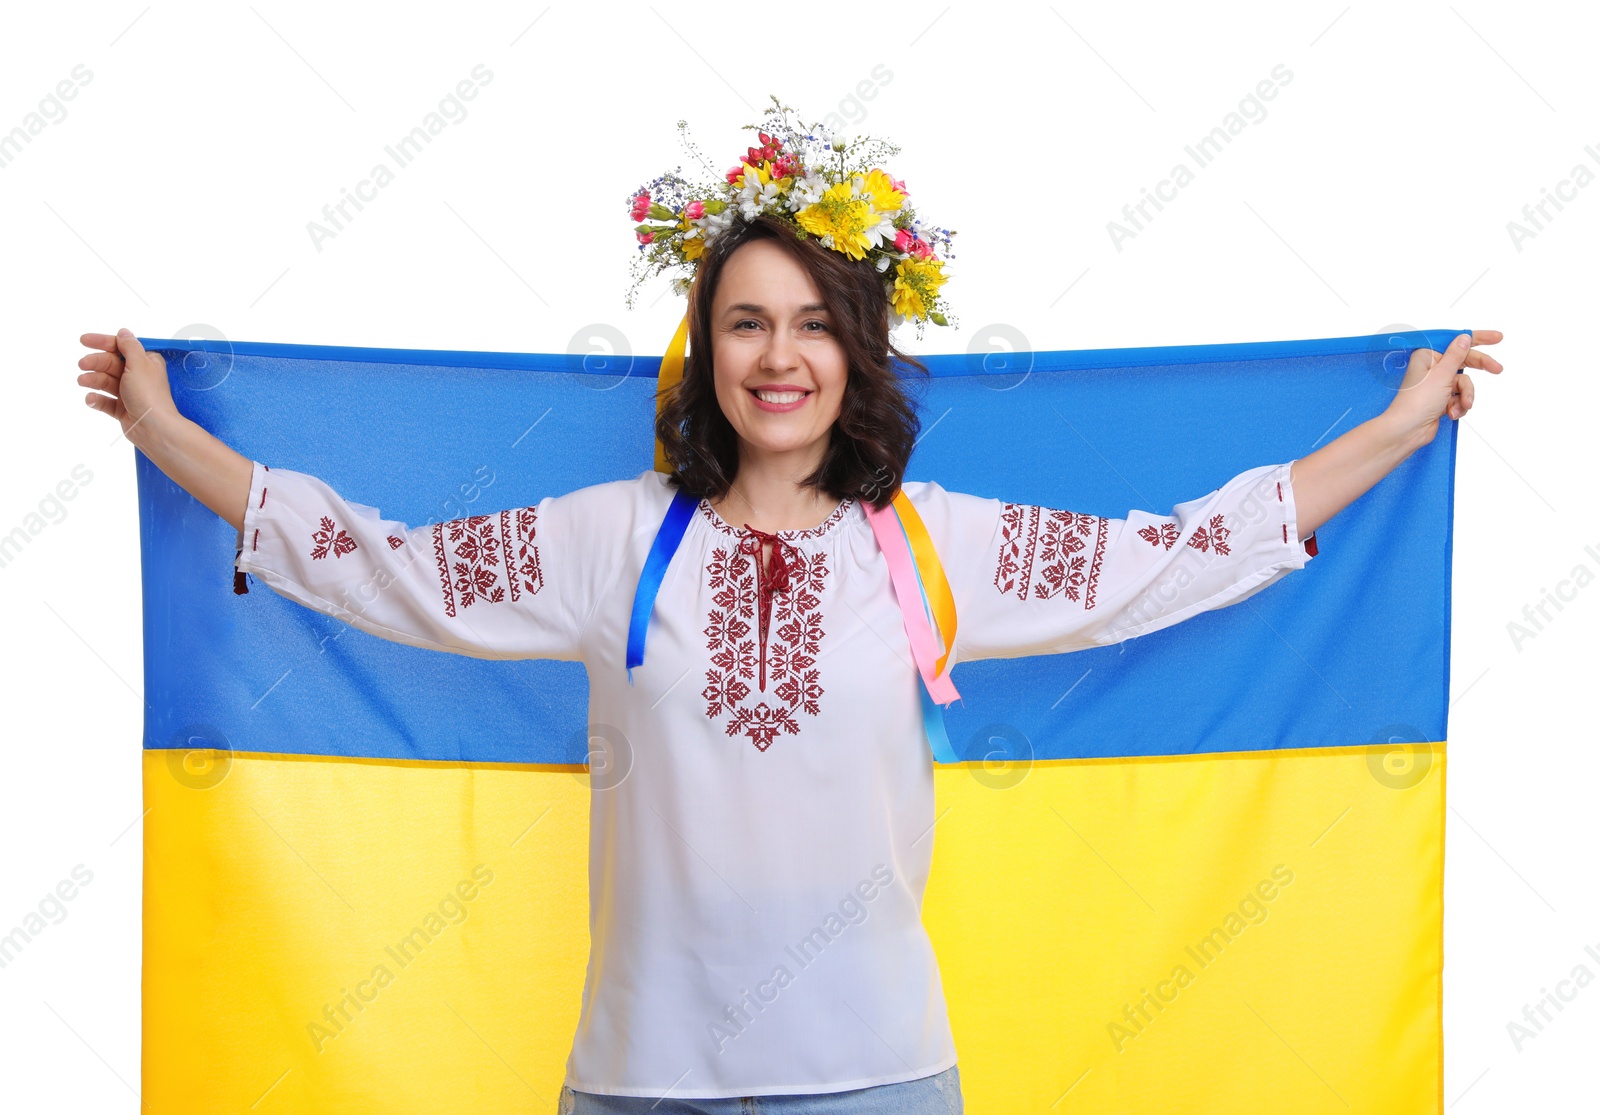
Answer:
[{"left": 233, "top": 458, "right": 1316, "bottom": 1099}]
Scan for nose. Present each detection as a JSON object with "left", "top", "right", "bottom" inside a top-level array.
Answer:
[{"left": 760, "top": 323, "right": 802, "bottom": 375}]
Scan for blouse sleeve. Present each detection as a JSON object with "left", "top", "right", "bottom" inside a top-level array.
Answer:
[
  {"left": 232, "top": 460, "right": 603, "bottom": 662},
  {"left": 916, "top": 461, "right": 1318, "bottom": 665}
]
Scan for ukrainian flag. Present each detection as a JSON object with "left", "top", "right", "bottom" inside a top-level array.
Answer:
[{"left": 138, "top": 329, "right": 1458, "bottom": 1112}]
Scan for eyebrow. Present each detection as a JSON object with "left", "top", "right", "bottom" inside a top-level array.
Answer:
[{"left": 722, "top": 302, "right": 830, "bottom": 315}]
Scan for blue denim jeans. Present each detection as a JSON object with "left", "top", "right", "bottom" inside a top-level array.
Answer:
[{"left": 558, "top": 1063, "right": 962, "bottom": 1114}]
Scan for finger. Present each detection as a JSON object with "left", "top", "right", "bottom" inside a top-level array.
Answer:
[
  {"left": 1458, "top": 373, "right": 1475, "bottom": 414},
  {"left": 80, "top": 331, "right": 124, "bottom": 352},
  {"left": 84, "top": 390, "right": 114, "bottom": 414},
  {"left": 77, "top": 371, "right": 120, "bottom": 393},
  {"left": 78, "top": 350, "right": 125, "bottom": 378},
  {"left": 114, "top": 327, "right": 148, "bottom": 362},
  {"left": 1469, "top": 329, "right": 1504, "bottom": 346},
  {"left": 1435, "top": 333, "right": 1473, "bottom": 376},
  {"left": 1463, "top": 349, "right": 1503, "bottom": 374},
  {"left": 1407, "top": 348, "right": 1441, "bottom": 376}
]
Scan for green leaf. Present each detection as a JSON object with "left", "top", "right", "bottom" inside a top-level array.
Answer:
[{"left": 929, "top": 312, "right": 948, "bottom": 326}]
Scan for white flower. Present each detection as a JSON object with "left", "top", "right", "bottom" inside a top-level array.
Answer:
[
  {"left": 787, "top": 173, "right": 829, "bottom": 210},
  {"left": 863, "top": 214, "right": 899, "bottom": 250},
  {"left": 737, "top": 176, "right": 782, "bottom": 220},
  {"left": 700, "top": 209, "right": 735, "bottom": 238}
]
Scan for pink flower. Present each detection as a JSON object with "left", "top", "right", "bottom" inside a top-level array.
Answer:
[
  {"left": 685, "top": 200, "right": 705, "bottom": 220},
  {"left": 725, "top": 165, "right": 745, "bottom": 184},
  {"left": 630, "top": 193, "right": 651, "bottom": 221},
  {"left": 894, "top": 229, "right": 933, "bottom": 258},
  {"left": 636, "top": 230, "right": 654, "bottom": 245},
  {"left": 891, "top": 176, "right": 907, "bottom": 195}
]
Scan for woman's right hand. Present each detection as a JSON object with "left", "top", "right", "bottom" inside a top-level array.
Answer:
[
  {"left": 76, "top": 327, "right": 253, "bottom": 533},
  {"left": 77, "top": 328, "right": 177, "bottom": 445}
]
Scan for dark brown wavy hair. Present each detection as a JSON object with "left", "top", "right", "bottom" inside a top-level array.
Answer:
[{"left": 654, "top": 213, "right": 930, "bottom": 512}]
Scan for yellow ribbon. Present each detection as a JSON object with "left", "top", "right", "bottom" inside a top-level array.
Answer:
[
  {"left": 890, "top": 487, "right": 959, "bottom": 679},
  {"left": 654, "top": 310, "right": 692, "bottom": 474}
]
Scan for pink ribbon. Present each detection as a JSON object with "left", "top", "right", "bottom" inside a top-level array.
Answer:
[{"left": 862, "top": 500, "right": 961, "bottom": 705}]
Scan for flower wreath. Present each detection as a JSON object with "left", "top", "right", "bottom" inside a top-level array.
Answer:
[{"left": 626, "top": 94, "right": 958, "bottom": 334}]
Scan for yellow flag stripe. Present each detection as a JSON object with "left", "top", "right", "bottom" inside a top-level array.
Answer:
[{"left": 143, "top": 743, "right": 1443, "bottom": 1112}]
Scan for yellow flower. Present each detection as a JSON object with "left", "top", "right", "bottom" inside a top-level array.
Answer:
[
  {"left": 891, "top": 257, "right": 947, "bottom": 320},
  {"left": 679, "top": 215, "right": 706, "bottom": 261},
  {"left": 730, "top": 161, "right": 760, "bottom": 189},
  {"left": 861, "top": 168, "right": 905, "bottom": 213},
  {"left": 732, "top": 159, "right": 791, "bottom": 193},
  {"left": 794, "top": 181, "right": 878, "bottom": 260}
]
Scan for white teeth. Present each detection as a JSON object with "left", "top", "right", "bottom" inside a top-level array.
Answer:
[{"left": 755, "top": 390, "right": 806, "bottom": 404}]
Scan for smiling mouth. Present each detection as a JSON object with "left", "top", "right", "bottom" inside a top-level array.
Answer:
[{"left": 750, "top": 388, "right": 811, "bottom": 405}]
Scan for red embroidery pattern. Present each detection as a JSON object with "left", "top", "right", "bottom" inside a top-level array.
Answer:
[
  {"left": 696, "top": 499, "right": 852, "bottom": 541},
  {"left": 431, "top": 507, "right": 543, "bottom": 618},
  {"left": 994, "top": 503, "right": 1110, "bottom": 609},
  {"left": 1185, "top": 513, "right": 1232, "bottom": 556},
  {"left": 700, "top": 541, "right": 830, "bottom": 752},
  {"left": 386, "top": 535, "right": 405, "bottom": 550},
  {"left": 993, "top": 504, "right": 1035, "bottom": 599},
  {"left": 1085, "top": 518, "right": 1109, "bottom": 610},
  {"left": 310, "top": 516, "right": 358, "bottom": 560},
  {"left": 1137, "top": 521, "right": 1180, "bottom": 550}
]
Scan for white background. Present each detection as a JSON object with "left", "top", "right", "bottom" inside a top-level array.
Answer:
[{"left": 1, "top": 1, "right": 1594, "bottom": 1109}]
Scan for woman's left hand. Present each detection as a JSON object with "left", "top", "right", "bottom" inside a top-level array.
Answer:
[{"left": 1386, "top": 329, "right": 1504, "bottom": 443}]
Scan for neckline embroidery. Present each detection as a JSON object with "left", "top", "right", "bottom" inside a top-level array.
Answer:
[
  {"left": 702, "top": 537, "right": 830, "bottom": 751},
  {"left": 697, "top": 496, "right": 856, "bottom": 542}
]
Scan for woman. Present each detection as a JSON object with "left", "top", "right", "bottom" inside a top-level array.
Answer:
[{"left": 76, "top": 212, "right": 1500, "bottom": 1113}]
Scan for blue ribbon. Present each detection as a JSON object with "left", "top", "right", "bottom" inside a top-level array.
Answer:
[
  {"left": 625, "top": 485, "right": 700, "bottom": 684},
  {"left": 889, "top": 497, "right": 961, "bottom": 764},
  {"left": 918, "top": 671, "right": 961, "bottom": 765}
]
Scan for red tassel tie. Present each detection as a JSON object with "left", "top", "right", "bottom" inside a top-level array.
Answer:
[{"left": 737, "top": 527, "right": 802, "bottom": 692}]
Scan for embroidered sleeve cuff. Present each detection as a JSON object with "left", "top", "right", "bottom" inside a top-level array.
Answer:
[
  {"left": 1279, "top": 459, "right": 1318, "bottom": 562},
  {"left": 233, "top": 460, "right": 270, "bottom": 593}
]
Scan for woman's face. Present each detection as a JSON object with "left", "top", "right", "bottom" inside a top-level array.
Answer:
[{"left": 709, "top": 239, "right": 848, "bottom": 466}]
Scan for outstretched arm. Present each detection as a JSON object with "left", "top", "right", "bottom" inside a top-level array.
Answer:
[
  {"left": 1290, "top": 330, "right": 1504, "bottom": 539},
  {"left": 78, "top": 326, "right": 598, "bottom": 663}
]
